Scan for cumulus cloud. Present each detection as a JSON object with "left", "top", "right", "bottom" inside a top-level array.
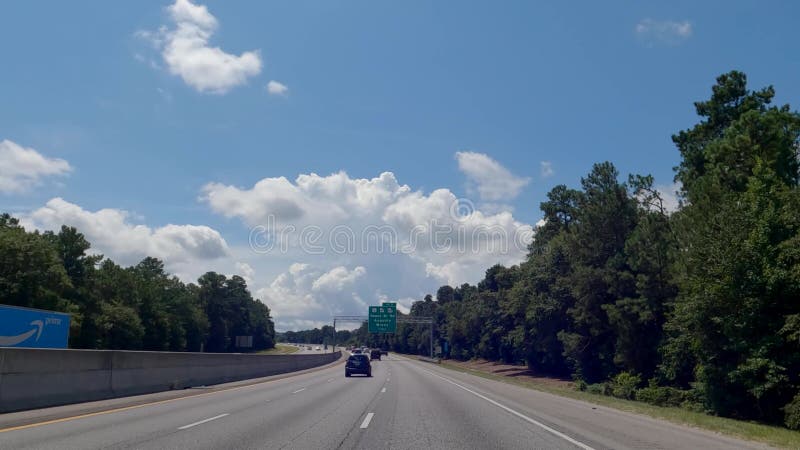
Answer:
[
  {"left": 635, "top": 19, "right": 692, "bottom": 46},
  {"left": 256, "top": 264, "right": 371, "bottom": 330},
  {"left": 202, "top": 170, "right": 533, "bottom": 330},
  {"left": 266, "top": 80, "right": 289, "bottom": 96},
  {"left": 235, "top": 261, "right": 255, "bottom": 283},
  {"left": 455, "top": 151, "right": 530, "bottom": 201},
  {"left": 139, "top": 0, "right": 262, "bottom": 94},
  {"left": 20, "top": 198, "right": 229, "bottom": 271},
  {"left": 656, "top": 182, "right": 681, "bottom": 214},
  {"left": 0, "top": 140, "right": 72, "bottom": 193},
  {"left": 540, "top": 161, "right": 554, "bottom": 178}
]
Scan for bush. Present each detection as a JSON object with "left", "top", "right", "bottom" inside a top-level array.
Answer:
[
  {"left": 784, "top": 393, "right": 800, "bottom": 430},
  {"left": 635, "top": 379, "right": 689, "bottom": 407},
  {"left": 575, "top": 380, "right": 588, "bottom": 392},
  {"left": 586, "top": 382, "right": 611, "bottom": 396},
  {"left": 611, "top": 372, "right": 641, "bottom": 400}
]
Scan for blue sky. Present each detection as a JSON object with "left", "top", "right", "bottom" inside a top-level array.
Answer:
[{"left": 2, "top": 1, "right": 798, "bottom": 329}]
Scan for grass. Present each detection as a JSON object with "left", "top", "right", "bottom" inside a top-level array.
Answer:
[
  {"left": 438, "top": 361, "right": 800, "bottom": 449},
  {"left": 257, "top": 344, "right": 300, "bottom": 355}
]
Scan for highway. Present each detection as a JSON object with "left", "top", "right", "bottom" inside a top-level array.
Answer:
[{"left": 0, "top": 354, "right": 767, "bottom": 450}]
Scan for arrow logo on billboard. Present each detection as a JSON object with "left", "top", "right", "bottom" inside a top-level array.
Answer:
[{"left": 0, "top": 320, "right": 44, "bottom": 346}]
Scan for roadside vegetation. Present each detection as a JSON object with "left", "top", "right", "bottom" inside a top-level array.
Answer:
[
  {"left": 0, "top": 216, "right": 275, "bottom": 352},
  {"left": 440, "top": 360, "right": 800, "bottom": 449},
  {"left": 320, "top": 72, "right": 800, "bottom": 432}
]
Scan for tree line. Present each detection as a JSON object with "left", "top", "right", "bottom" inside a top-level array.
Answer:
[
  {"left": 315, "top": 72, "right": 800, "bottom": 428},
  {"left": 0, "top": 215, "right": 275, "bottom": 352}
]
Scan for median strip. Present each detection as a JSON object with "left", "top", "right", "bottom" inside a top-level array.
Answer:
[
  {"left": 177, "top": 413, "right": 229, "bottom": 430},
  {"left": 360, "top": 412, "right": 374, "bottom": 429}
]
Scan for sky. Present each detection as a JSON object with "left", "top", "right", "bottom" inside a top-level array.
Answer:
[{"left": 1, "top": 0, "right": 798, "bottom": 330}]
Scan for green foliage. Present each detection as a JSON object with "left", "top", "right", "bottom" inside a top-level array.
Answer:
[
  {"left": 0, "top": 214, "right": 274, "bottom": 353},
  {"left": 635, "top": 379, "right": 689, "bottom": 407},
  {"left": 586, "top": 382, "right": 611, "bottom": 396},
  {"left": 611, "top": 372, "right": 641, "bottom": 400},
  {"left": 783, "top": 393, "right": 800, "bottom": 430}
]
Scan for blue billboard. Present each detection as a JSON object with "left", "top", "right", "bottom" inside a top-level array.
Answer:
[{"left": 0, "top": 304, "right": 70, "bottom": 349}]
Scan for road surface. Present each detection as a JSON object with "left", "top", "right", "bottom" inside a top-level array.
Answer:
[{"left": 0, "top": 354, "right": 768, "bottom": 450}]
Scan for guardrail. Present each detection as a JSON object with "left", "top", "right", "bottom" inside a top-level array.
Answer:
[{"left": 0, "top": 348, "right": 340, "bottom": 413}]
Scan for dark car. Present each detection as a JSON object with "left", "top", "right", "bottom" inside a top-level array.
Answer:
[
  {"left": 345, "top": 354, "right": 372, "bottom": 377},
  {"left": 370, "top": 349, "right": 381, "bottom": 360}
]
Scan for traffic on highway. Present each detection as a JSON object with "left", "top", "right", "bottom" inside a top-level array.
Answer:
[
  {"left": 0, "top": 352, "right": 763, "bottom": 450},
  {"left": 2, "top": 0, "right": 798, "bottom": 448}
]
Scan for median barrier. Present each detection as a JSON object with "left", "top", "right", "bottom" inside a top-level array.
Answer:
[{"left": 0, "top": 348, "right": 340, "bottom": 413}]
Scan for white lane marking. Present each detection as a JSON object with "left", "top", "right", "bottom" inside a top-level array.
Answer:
[
  {"left": 292, "top": 388, "right": 306, "bottom": 394},
  {"left": 327, "top": 378, "right": 334, "bottom": 382},
  {"left": 381, "top": 387, "right": 386, "bottom": 393},
  {"left": 360, "top": 412, "right": 375, "bottom": 429},
  {"left": 177, "top": 413, "right": 229, "bottom": 430},
  {"left": 416, "top": 367, "right": 596, "bottom": 450},
  {"left": 386, "top": 377, "right": 390, "bottom": 381}
]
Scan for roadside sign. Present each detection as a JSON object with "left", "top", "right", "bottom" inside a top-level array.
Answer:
[
  {"left": 0, "top": 304, "right": 70, "bottom": 348},
  {"left": 368, "top": 303, "right": 396, "bottom": 333}
]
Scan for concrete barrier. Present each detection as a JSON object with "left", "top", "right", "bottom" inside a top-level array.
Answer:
[{"left": 0, "top": 348, "right": 340, "bottom": 413}]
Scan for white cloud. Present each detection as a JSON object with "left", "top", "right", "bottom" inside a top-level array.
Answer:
[
  {"left": 202, "top": 170, "right": 534, "bottom": 330},
  {"left": 235, "top": 261, "right": 255, "bottom": 283},
  {"left": 635, "top": 19, "right": 692, "bottom": 46},
  {"left": 312, "top": 266, "right": 366, "bottom": 292},
  {"left": 19, "top": 198, "right": 230, "bottom": 276},
  {"left": 0, "top": 140, "right": 72, "bottom": 194},
  {"left": 656, "top": 182, "right": 681, "bottom": 214},
  {"left": 140, "top": 0, "right": 262, "bottom": 94},
  {"left": 455, "top": 151, "right": 530, "bottom": 201},
  {"left": 266, "top": 80, "right": 289, "bottom": 96},
  {"left": 540, "top": 161, "right": 554, "bottom": 178}
]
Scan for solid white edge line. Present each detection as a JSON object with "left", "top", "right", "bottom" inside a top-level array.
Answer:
[
  {"left": 177, "top": 413, "right": 229, "bottom": 430},
  {"left": 360, "top": 412, "right": 375, "bottom": 429},
  {"left": 381, "top": 387, "right": 386, "bottom": 393},
  {"left": 292, "top": 388, "right": 306, "bottom": 394},
  {"left": 416, "top": 367, "right": 596, "bottom": 450}
]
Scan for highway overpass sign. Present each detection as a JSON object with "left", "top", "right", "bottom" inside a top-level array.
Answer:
[{"left": 368, "top": 303, "right": 396, "bottom": 333}]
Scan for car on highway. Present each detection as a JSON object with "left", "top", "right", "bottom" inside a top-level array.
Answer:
[
  {"left": 351, "top": 348, "right": 362, "bottom": 354},
  {"left": 369, "top": 349, "right": 381, "bottom": 360},
  {"left": 345, "top": 354, "right": 371, "bottom": 377},
  {"left": 315, "top": 346, "right": 321, "bottom": 351}
]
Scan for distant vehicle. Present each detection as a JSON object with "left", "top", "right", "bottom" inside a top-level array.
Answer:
[
  {"left": 381, "top": 350, "right": 388, "bottom": 356},
  {"left": 369, "top": 349, "right": 381, "bottom": 360},
  {"left": 315, "top": 346, "right": 321, "bottom": 351},
  {"left": 307, "top": 346, "right": 312, "bottom": 350},
  {"left": 345, "top": 354, "right": 372, "bottom": 377}
]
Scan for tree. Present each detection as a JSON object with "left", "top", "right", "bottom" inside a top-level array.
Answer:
[
  {"left": 664, "top": 71, "right": 800, "bottom": 421},
  {"left": 0, "top": 215, "right": 72, "bottom": 312}
]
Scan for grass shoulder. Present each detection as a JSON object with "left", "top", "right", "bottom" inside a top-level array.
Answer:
[
  {"left": 438, "top": 360, "right": 800, "bottom": 449},
  {"left": 257, "top": 344, "right": 300, "bottom": 355}
]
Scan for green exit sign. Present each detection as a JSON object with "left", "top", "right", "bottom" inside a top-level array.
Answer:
[{"left": 368, "top": 303, "right": 397, "bottom": 333}]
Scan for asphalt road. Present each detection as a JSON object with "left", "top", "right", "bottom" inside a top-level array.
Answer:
[{"left": 0, "top": 354, "right": 769, "bottom": 450}]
